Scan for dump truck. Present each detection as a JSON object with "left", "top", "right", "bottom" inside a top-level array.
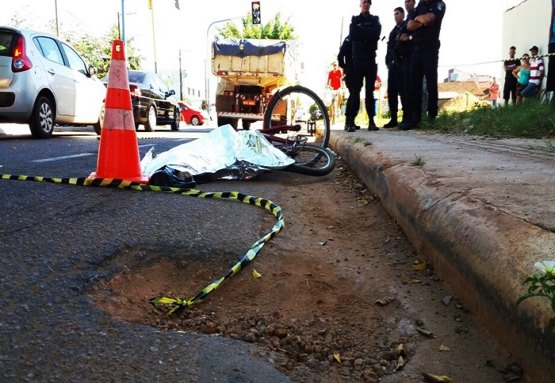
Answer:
[{"left": 211, "top": 38, "right": 298, "bottom": 130}]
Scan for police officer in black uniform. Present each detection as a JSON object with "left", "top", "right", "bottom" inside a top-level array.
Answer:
[
  {"left": 383, "top": 7, "right": 405, "bottom": 128},
  {"left": 338, "top": 36, "right": 358, "bottom": 130},
  {"left": 396, "top": 0, "right": 416, "bottom": 129},
  {"left": 401, "top": 0, "right": 446, "bottom": 130},
  {"left": 347, "top": 0, "right": 381, "bottom": 132}
]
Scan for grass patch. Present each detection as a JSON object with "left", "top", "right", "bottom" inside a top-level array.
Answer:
[
  {"left": 411, "top": 155, "right": 425, "bottom": 166},
  {"left": 353, "top": 137, "right": 372, "bottom": 147},
  {"left": 528, "top": 141, "right": 555, "bottom": 152},
  {"left": 424, "top": 102, "right": 555, "bottom": 138}
]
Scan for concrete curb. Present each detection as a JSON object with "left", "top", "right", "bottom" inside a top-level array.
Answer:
[{"left": 331, "top": 133, "right": 555, "bottom": 383}]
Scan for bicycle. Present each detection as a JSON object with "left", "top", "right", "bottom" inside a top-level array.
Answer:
[
  {"left": 259, "top": 85, "right": 335, "bottom": 176},
  {"left": 263, "top": 85, "right": 331, "bottom": 148},
  {"left": 258, "top": 124, "right": 335, "bottom": 176}
]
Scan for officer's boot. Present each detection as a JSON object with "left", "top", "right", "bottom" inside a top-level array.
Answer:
[
  {"left": 367, "top": 116, "right": 379, "bottom": 131},
  {"left": 398, "top": 111, "right": 411, "bottom": 130},
  {"left": 346, "top": 116, "right": 356, "bottom": 132},
  {"left": 345, "top": 116, "right": 353, "bottom": 131},
  {"left": 383, "top": 113, "right": 398, "bottom": 128}
]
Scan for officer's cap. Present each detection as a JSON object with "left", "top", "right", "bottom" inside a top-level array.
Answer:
[{"left": 529, "top": 45, "right": 539, "bottom": 52}]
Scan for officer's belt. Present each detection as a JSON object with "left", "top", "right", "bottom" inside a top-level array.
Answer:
[
  {"left": 352, "top": 52, "right": 377, "bottom": 59},
  {"left": 412, "top": 44, "right": 438, "bottom": 52},
  {"left": 412, "top": 40, "right": 441, "bottom": 52}
]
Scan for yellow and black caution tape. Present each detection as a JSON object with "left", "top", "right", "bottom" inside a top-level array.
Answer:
[{"left": 0, "top": 174, "right": 285, "bottom": 315}]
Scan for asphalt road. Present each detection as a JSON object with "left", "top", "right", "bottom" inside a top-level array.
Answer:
[{"left": 0, "top": 124, "right": 292, "bottom": 382}]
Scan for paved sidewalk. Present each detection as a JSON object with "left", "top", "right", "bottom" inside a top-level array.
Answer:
[{"left": 330, "top": 127, "right": 555, "bottom": 383}]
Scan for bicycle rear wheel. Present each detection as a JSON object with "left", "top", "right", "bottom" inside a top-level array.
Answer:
[
  {"left": 264, "top": 85, "right": 331, "bottom": 148},
  {"left": 284, "top": 144, "right": 335, "bottom": 177}
]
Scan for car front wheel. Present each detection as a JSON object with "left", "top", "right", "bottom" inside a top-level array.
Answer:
[
  {"left": 93, "top": 102, "right": 105, "bottom": 135},
  {"left": 29, "top": 96, "right": 54, "bottom": 138},
  {"left": 144, "top": 105, "right": 156, "bottom": 132},
  {"left": 190, "top": 116, "right": 200, "bottom": 126},
  {"left": 170, "top": 107, "right": 179, "bottom": 131}
]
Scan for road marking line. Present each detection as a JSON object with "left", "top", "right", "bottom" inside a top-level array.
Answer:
[{"left": 32, "top": 153, "right": 96, "bottom": 163}]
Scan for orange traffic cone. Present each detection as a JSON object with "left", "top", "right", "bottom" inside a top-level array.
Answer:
[{"left": 88, "top": 40, "right": 148, "bottom": 184}]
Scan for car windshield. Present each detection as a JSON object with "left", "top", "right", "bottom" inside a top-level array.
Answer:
[{"left": 128, "top": 71, "right": 146, "bottom": 83}]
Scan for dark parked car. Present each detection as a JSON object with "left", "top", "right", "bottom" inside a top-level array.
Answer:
[
  {"left": 128, "top": 70, "right": 180, "bottom": 132},
  {"left": 102, "top": 70, "right": 179, "bottom": 133}
]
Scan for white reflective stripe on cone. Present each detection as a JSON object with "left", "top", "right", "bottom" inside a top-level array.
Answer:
[{"left": 103, "top": 108, "right": 135, "bottom": 131}]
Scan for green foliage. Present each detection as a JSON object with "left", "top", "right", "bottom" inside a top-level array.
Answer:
[
  {"left": 6, "top": 10, "right": 141, "bottom": 79},
  {"left": 63, "top": 25, "right": 143, "bottom": 79},
  {"left": 517, "top": 261, "right": 555, "bottom": 333},
  {"left": 410, "top": 155, "right": 425, "bottom": 167},
  {"left": 425, "top": 101, "right": 555, "bottom": 138},
  {"left": 527, "top": 140, "right": 555, "bottom": 153},
  {"left": 217, "top": 13, "right": 296, "bottom": 40},
  {"left": 353, "top": 137, "right": 372, "bottom": 147}
]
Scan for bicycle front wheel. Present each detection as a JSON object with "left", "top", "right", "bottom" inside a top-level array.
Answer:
[
  {"left": 264, "top": 85, "right": 331, "bottom": 148},
  {"left": 284, "top": 144, "right": 335, "bottom": 177}
]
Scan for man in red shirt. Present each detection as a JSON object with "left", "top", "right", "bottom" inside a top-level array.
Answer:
[
  {"left": 327, "top": 62, "right": 344, "bottom": 123},
  {"left": 328, "top": 62, "right": 343, "bottom": 90}
]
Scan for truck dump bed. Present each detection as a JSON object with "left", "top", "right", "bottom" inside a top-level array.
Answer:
[{"left": 211, "top": 38, "right": 296, "bottom": 88}]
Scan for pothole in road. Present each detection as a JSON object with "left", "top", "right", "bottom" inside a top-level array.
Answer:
[
  {"left": 90, "top": 160, "right": 522, "bottom": 383},
  {"left": 91, "top": 249, "right": 399, "bottom": 383}
]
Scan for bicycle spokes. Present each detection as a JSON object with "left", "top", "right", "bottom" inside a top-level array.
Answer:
[{"left": 263, "top": 86, "right": 331, "bottom": 148}]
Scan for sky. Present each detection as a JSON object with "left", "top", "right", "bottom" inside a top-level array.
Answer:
[{"left": 0, "top": 0, "right": 511, "bottom": 98}]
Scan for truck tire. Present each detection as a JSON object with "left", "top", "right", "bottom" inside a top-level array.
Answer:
[
  {"left": 217, "top": 117, "right": 238, "bottom": 130},
  {"left": 242, "top": 119, "right": 254, "bottom": 130}
]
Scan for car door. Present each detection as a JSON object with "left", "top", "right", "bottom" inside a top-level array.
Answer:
[
  {"left": 59, "top": 41, "right": 104, "bottom": 123},
  {"left": 152, "top": 74, "right": 172, "bottom": 121},
  {"left": 34, "top": 36, "right": 75, "bottom": 118}
]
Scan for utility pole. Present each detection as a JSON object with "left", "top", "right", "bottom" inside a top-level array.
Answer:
[
  {"left": 339, "top": 16, "right": 344, "bottom": 49},
  {"left": 54, "top": 0, "right": 59, "bottom": 36},
  {"left": 121, "top": 0, "right": 125, "bottom": 43},
  {"left": 148, "top": 0, "right": 158, "bottom": 73},
  {"left": 179, "top": 49, "right": 183, "bottom": 100}
]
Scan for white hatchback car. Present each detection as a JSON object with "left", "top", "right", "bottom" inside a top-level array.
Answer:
[{"left": 0, "top": 27, "right": 105, "bottom": 138}]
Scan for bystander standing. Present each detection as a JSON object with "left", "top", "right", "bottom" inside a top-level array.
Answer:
[
  {"left": 489, "top": 78, "right": 499, "bottom": 108},
  {"left": 327, "top": 62, "right": 343, "bottom": 123},
  {"left": 512, "top": 54, "right": 531, "bottom": 104},
  {"left": 521, "top": 46, "right": 545, "bottom": 98},
  {"left": 503, "top": 46, "right": 520, "bottom": 106}
]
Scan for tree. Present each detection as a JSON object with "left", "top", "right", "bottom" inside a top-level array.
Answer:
[
  {"left": 217, "top": 13, "right": 296, "bottom": 40},
  {"left": 6, "top": 11, "right": 141, "bottom": 79},
  {"left": 63, "top": 25, "right": 143, "bottom": 79}
]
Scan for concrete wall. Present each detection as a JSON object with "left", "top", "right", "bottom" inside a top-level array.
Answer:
[
  {"left": 502, "top": 0, "right": 552, "bottom": 91},
  {"left": 503, "top": 0, "right": 551, "bottom": 57}
]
